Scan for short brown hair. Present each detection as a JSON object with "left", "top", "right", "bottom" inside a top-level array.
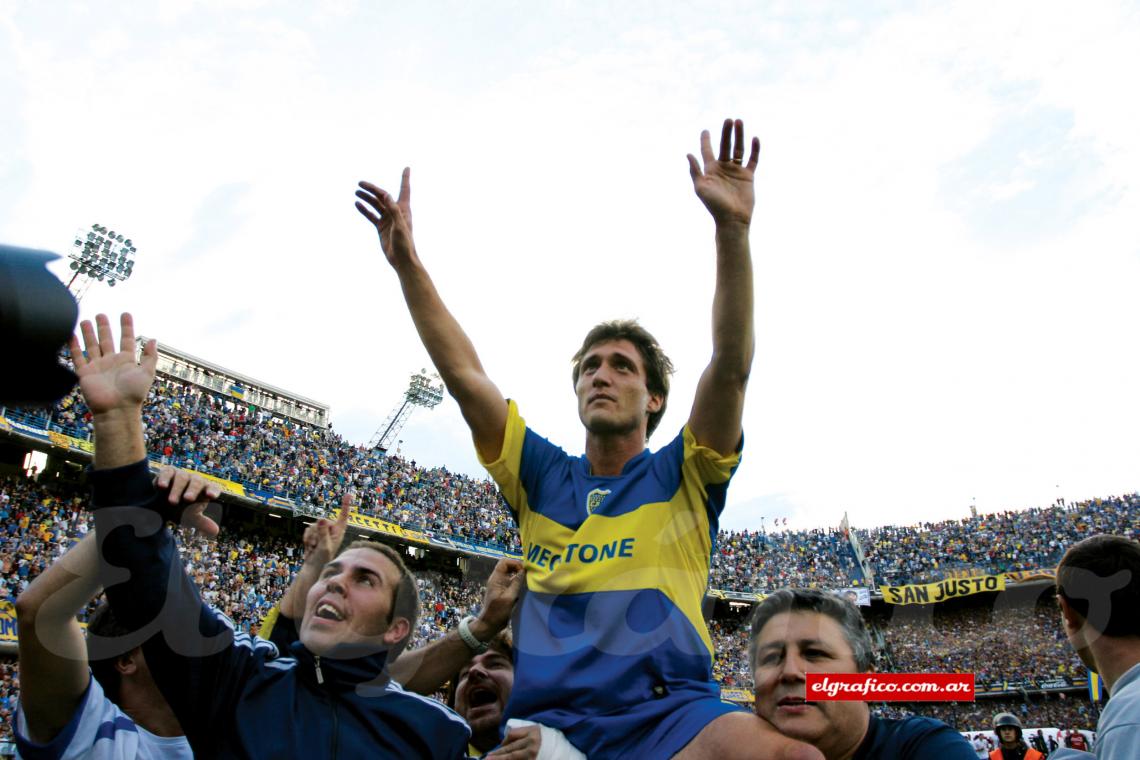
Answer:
[
  {"left": 1056, "top": 534, "right": 1140, "bottom": 638},
  {"left": 341, "top": 539, "right": 420, "bottom": 658},
  {"left": 571, "top": 319, "right": 674, "bottom": 438}
]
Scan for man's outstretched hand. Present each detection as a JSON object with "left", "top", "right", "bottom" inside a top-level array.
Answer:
[
  {"left": 356, "top": 168, "right": 416, "bottom": 269},
  {"left": 687, "top": 118, "right": 760, "bottom": 227},
  {"left": 69, "top": 313, "right": 156, "bottom": 417},
  {"left": 470, "top": 558, "right": 525, "bottom": 641},
  {"left": 156, "top": 466, "right": 222, "bottom": 538},
  {"left": 303, "top": 492, "right": 353, "bottom": 567}
]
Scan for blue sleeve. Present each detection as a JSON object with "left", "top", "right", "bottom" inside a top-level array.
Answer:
[{"left": 90, "top": 459, "right": 261, "bottom": 756}]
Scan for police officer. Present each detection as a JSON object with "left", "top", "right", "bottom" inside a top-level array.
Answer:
[{"left": 989, "top": 713, "right": 1044, "bottom": 760}]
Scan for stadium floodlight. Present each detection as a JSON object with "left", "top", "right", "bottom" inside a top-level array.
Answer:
[
  {"left": 369, "top": 369, "right": 445, "bottom": 455},
  {"left": 66, "top": 223, "right": 137, "bottom": 299}
]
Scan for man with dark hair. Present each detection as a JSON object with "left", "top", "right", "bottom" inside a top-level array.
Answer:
[
  {"left": 357, "top": 119, "right": 819, "bottom": 759},
  {"left": 1053, "top": 534, "right": 1140, "bottom": 759},
  {"left": 74, "top": 313, "right": 470, "bottom": 759},
  {"left": 13, "top": 465, "right": 215, "bottom": 758},
  {"left": 569, "top": 319, "right": 675, "bottom": 439},
  {"left": 748, "top": 589, "right": 975, "bottom": 759}
]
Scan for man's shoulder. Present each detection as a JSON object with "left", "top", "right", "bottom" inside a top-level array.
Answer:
[
  {"left": 859, "top": 715, "right": 975, "bottom": 759},
  {"left": 361, "top": 679, "right": 471, "bottom": 730},
  {"left": 348, "top": 680, "right": 472, "bottom": 754}
]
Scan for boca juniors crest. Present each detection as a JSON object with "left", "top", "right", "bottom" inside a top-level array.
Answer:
[{"left": 586, "top": 488, "right": 611, "bottom": 515}]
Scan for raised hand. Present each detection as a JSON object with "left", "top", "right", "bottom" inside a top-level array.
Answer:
[
  {"left": 474, "top": 558, "right": 525, "bottom": 637},
  {"left": 687, "top": 118, "right": 761, "bottom": 226},
  {"left": 302, "top": 492, "right": 353, "bottom": 566},
  {"left": 68, "top": 313, "right": 157, "bottom": 416},
  {"left": 355, "top": 168, "right": 415, "bottom": 268}
]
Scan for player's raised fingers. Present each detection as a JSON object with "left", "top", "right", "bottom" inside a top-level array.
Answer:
[
  {"left": 357, "top": 181, "right": 390, "bottom": 200},
  {"left": 355, "top": 201, "right": 382, "bottom": 227},
  {"left": 68, "top": 335, "right": 87, "bottom": 369},
  {"left": 699, "top": 129, "right": 715, "bottom": 166},
  {"left": 95, "top": 314, "right": 116, "bottom": 357},
  {"left": 733, "top": 119, "right": 745, "bottom": 162},
  {"left": 746, "top": 136, "right": 761, "bottom": 172},
  {"left": 687, "top": 153, "right": 702, "bottom": 183},
  {"left": 141, "top": 339, "right": 158, "bottom": 375},
  {"left": 118, "top": 313, "right": 135, "bottom": 354},
  {"left": 398, "top": 167, "right": 411, "bottom": 204},
  {"left": 718, "top": 118, "right": 732, "bottom": 162},
  {"left": 79, "top": 319, "right": 99, "bottom": 359}
]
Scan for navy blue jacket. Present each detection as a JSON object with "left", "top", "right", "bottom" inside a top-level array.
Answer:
[
  {"left": 854, "top": 715, "right": 977, "bottom": 759},
  {"left": 91, "top": 459, "right": 470, "bottom": 759}
]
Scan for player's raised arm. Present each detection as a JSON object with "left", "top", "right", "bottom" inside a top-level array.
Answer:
[
  {"left": 686, "top": 119, "right": 759, "bottom": 455},
  {"left": 356, "top": 168, "right": 508, "bottom": 463}
]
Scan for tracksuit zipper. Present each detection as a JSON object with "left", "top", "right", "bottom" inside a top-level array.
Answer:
[{"left": 314, "top": 656, "right": 340, "bottom": 758}]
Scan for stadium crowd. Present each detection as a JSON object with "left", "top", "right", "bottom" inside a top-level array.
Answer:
[
  {"left": 860, "top": 494, "right": 1140, "bottom": 586},
  {"left": 5, "top": 372, "right": 1136, "bottom": 751},
  {"left": 710, "top": 527, "right": 863, "bottom": 593},
  {"left": 20, "top": 372, "right": 1140, "bottom": 592},
  {"left": 875, "top": 697, "right": 1097, "bottom": 734},
  {"left": 880, "top": 604, "right": 1085, "bottom": 688},
  {"left": 0, "top": 467, "right": 1111, "bottom": 748},
  {"left": 709, "top": 603, "right": 1085, "bottom": 696}
]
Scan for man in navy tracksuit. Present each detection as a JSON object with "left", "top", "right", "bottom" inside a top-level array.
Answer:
[{"left": 75, "top": 313, "right": 471, "bottom": 759}]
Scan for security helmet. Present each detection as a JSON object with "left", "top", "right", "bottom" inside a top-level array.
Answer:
[{"left": 993, "top": 712, "right": 1023, "bottom": 737}]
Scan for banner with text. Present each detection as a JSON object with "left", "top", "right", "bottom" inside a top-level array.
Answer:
[
  {"left": 349, "top": 512, "right": 432, "bottom": 546},
  {"left": 880, "top": 574, "right": 1005, "bottom": 605}
]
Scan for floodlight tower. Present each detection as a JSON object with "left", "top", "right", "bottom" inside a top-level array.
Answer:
[
  {"left": 369, "top": 369, "right": 445, "bottom": 454},
  {"left": 67, "top": 224, "right": 136, "bottom": 301}
]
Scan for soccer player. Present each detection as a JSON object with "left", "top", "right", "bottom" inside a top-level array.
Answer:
[
  {"left": 356, "top": 119, "right": 820, "bottom": 759},
  {"left": 74, "top": 313, "right": 470, "bottom": 758},
  {"left": 748, "top": 589, "right": 976, "bottom": 759}
]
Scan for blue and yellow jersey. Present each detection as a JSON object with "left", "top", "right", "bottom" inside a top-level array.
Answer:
[{"left": 480, "top": 400, "right": 743, "bottom": 756}]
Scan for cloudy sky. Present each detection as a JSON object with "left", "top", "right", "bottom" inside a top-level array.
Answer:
[{"left": 3, "top": 1, "right": 1137, "bottom": 531}]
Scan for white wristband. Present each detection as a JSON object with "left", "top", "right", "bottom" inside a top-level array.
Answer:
[{"left": 458, "top": 615, "right": 489, "bottom": 654}]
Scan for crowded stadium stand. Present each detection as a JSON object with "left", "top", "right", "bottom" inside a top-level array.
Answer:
[
  {"left": 151, "top": 339, "right": 330, "bottom": 428},
  {"left": 2, "top": 345, "right": 1136, "bottom": 751}
]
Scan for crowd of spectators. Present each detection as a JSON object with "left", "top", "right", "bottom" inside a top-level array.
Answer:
[
  {"left": 0, "top": 660, "right": 16, "bottom": 749},
  {"left": 708, "top": 598, "right": 1085, "bottom": 698},
  {"left": 17, "top": 370, "right": 1140, "bottom": 591},
  {"left": 876, "top": 695, "right": 1097, "bottom": 733},
  {"left": 0, "top": 475, "right": 89, "bottom": 605},
  {"left": 878, "top": 603, "right": 1084, "bottom": 687},
  {"left": 710, "top": 528, "right": 863, "bottom": 594},
  {"left": 860, "top": 495, "right": 1140, "bottom": 586},
  {"left": 0, "top": 466, "right": 1113, "bottom": 744}
]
